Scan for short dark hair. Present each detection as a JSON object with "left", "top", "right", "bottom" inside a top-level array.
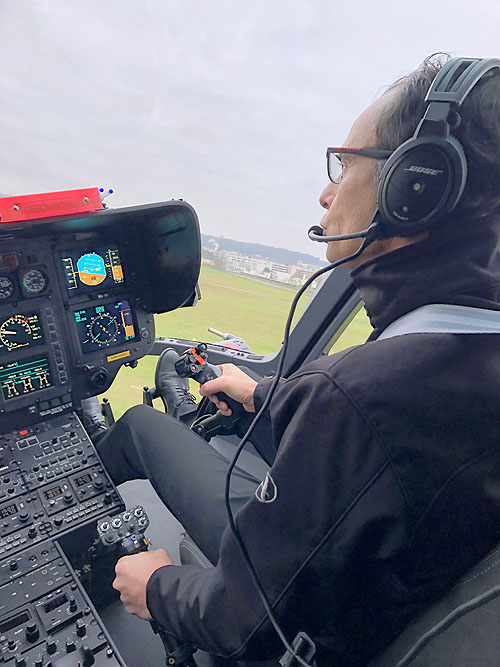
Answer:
[{"left": 375, "top": 54, "right": 500, "bottom": 220}]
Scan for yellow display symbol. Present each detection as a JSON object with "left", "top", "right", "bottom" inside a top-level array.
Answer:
[{"left": 112, "top": 265, "right": 124, "bottom": 281}]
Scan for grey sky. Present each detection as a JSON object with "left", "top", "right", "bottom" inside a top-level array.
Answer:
[{"left": 1, "top": 1, "right": 499, "bottom": 259}]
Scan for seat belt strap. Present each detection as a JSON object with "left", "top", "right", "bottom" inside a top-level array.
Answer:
[{"left": 378, "top": 304, "right": 500, "bottom": 341}]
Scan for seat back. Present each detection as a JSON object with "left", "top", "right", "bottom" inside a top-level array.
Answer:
[{"left": 370, "top": 542, "right": 500, "bottom": 666}]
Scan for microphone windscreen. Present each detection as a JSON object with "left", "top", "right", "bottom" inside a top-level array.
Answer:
[{"left": 308, "top": 225, "right": 324, "bottom": 238}]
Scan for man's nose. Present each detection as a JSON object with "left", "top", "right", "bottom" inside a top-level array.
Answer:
[{"left": 319, "top": 181, "right": 337, "bottom": 210}]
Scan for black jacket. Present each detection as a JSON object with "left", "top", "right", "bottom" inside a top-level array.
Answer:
[{"left": 147, "top": 217, "right": 500, "bottom": 665}]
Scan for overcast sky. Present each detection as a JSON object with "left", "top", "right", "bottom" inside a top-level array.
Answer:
[{"left": 1, "top": 1, "right": 499, "bottom": 258}]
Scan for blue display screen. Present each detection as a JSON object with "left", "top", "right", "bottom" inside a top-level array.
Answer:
[{"left": 60, "top": 245, "right": 124, "bottom": 295}]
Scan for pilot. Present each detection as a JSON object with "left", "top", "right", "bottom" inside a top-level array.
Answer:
[{"left": 89, "top": 54, "right": 500, "bottom": 664}]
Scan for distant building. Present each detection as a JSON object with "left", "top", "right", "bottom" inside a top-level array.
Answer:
[{"left": 208, "top": 248, "right": 318, "bottom": 287}]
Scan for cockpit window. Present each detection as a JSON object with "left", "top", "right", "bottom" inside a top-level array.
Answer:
[{"left": 327, "top": 302, "right": 373, "bottom": 355}]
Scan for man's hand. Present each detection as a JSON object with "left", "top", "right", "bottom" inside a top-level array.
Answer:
[
  {"left": 199, "top": 363, "right": 258, "bottom": 416},
  {"left": 113, "top": 548, "right": 174, "bottom": 620}
]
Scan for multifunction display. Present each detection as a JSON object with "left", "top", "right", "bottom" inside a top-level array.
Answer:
[
  {"left": 0, "top": 356, "right": 53, "bottom": 400},
  {"left": 0, "top": 313, "right": 44, "bottom": 356},
  {"left": 60, "top": 245, "right": 124, "bottom": 295},
  {"left": 74, "top": 300, "right": 136, "bottom": 353}
]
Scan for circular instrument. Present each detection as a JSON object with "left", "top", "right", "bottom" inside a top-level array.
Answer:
[
  {"left": 21, "top": 268, "right": 48, "bottom": 294},
  {"left": 77, "top": 253, "right": 106, "bottom": 286},
  {"left": 0, "top": 314, "right": 41, "bottom": 350},
  {"left": 0, "top": 276, "right": 15, "bottom": 300},
  {"left": 88, "top": 312, "right": 119, "bottom": 346}
]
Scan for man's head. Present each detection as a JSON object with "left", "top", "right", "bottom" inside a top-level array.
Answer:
[{"left": 319, "top": 54, "right": 500, "bottom": 267}]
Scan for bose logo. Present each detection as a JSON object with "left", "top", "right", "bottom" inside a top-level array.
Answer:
[{"left": 404, "top": 165, "right": 443, "bottom": 176}]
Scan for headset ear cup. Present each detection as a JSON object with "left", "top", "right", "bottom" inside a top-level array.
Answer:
[{"left": 377, "top": 136, "right": 467, "bottom": 236}]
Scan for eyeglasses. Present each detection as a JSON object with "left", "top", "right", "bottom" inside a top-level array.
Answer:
[{"left": 326, "top": 147, "right": 393, "bottom": 183}]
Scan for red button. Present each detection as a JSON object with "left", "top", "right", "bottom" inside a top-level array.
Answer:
[{"left": 18, "top": 429, "right": 29, "bottom": 436}]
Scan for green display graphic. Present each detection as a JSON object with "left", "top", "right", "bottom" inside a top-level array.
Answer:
[{"left": 0, "top": 356, "right": 52, "bottom": 401}]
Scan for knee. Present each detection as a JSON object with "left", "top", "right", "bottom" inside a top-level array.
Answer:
[{"left": 119, "top": 403, "right": 155, "bottom": 425}]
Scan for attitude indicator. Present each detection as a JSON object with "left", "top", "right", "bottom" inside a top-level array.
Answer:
[{"left": 61, "top": 245, "right": 124, "bottom": 295}]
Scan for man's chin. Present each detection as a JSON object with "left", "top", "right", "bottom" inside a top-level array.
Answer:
[{"left": 326, "top": 240, "right": 367, "bottom": 268}]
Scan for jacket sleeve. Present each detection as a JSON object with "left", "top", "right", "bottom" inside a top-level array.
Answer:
[
  {"left": 146, "top": 368, "right": 406, "bottom": 660},
  {"left": 245, "top": 374, "right": 285, "bottom": 465}
]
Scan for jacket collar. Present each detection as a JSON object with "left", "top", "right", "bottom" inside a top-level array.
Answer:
[{"left": 350, "top": 216, "right": 500, "bottom": 338}]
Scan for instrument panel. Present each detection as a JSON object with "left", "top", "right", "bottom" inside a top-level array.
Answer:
[{"left": 0, "top": 200, "right": 201, "bottom": 430}]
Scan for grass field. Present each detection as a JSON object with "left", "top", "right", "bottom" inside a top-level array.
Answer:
[{"left": 101, "top": 265, "right": 373, "bottom": 418}]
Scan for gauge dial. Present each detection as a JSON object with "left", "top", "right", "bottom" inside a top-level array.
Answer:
[
  {"left": 0, "top": 314, "right": 41, "bottom": 350},
  {"left": 21, "top": 268, "right": 48, "bottom": 294},
  {"left": 0, "top": 276, "right": 15, "bottom": 300},
  {"left": 88, "top": 313, "right": 119, "bottom": 346}
]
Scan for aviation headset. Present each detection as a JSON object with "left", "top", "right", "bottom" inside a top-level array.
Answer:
[{"left": 376, "top": 56, "right": 500, "bottom": 238}]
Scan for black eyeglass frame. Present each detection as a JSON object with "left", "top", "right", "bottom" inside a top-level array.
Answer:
[{"left": 326, "top": 147, "right": 393, "bottom": 183}]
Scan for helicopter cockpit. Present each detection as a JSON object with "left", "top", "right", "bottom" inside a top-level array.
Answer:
[{"left": 2, "top": 189, "right": 500, "bottom": 667}]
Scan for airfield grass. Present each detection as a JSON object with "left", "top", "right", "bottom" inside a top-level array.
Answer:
[{"left": 102, "top": 265, "right": 373, "bottom": 418}]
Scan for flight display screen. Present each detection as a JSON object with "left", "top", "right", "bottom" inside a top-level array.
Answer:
[
  {"left": 0, "top": 356, "right": 53, "bottom": 401},
  {"left": 74, "top": 300, "right": 136, "bottom": 354},
  {"left": 0, "top": 313, "right": 44, "bottom": 356},
  {"left": 60, "top": 244, "right": 124, "bottom": 295}
]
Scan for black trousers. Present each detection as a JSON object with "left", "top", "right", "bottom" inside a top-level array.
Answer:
[{"left": 96, "top": 404, "right": 263, "bottom": 565}]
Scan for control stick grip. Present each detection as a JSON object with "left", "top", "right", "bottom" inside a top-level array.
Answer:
[{"left": 175, "top": 344, "right": 246, "bottom": 417}]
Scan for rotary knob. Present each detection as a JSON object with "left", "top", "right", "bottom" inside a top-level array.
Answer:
[
  {"left": 76, "top": 618, "right": 86, "bottom": 637},
  {"left": 46, "top": 637, "right": 57, "bottom": 654},
  {"left": 65, "top": 637, "right": 76, "bottom": 653},
  {"left": 93, "top": 477, "right": 104, "bottom": 491},
  {"left": 25, "top": 620, "right": 39, "bottom": 642},
  {"left": 9, "top": 559, "right": 18, "bottom": 571}
]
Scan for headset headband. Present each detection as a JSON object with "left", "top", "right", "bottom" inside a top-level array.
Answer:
[
  {"left": 414, "top": 58, "right": 500, "bottom": 140},
  {"left": 426, "top": 57, "right": 500, "bottom": 105},
  {"left": 376, "top": 56, "right": 500, "bottom": 236}
]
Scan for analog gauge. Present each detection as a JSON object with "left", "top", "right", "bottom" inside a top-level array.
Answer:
[
  {"left": 88, "top": 313, "right": 119, "bottom": 346},
  {"left": 0, "top": 314, "right": 37, "bottom": 350},
  {"left": 21, "top": 268, "right": 48, "bottom": 294},
  {"left": 0, "top": 276, "right": 15, "bottom": 300}
]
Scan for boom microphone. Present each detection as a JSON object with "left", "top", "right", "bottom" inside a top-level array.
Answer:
[
  {"left": 308, "top": 213, "right": 385, "bottom": 244},
  {"left": 307, "top": 224, "right": 374, "bottom": 243}
]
